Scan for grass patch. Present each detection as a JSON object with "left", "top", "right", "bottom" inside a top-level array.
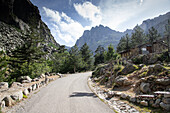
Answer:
[
  {"left": 0, "top": 107, "right": 2, "bottom": 113},
  {"left": 23, "top": 94, "right": 28, "bottom": 99}
]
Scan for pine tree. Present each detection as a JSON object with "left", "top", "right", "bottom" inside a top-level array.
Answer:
[
  {"left": 117, "top": 33, "right": 131, "bottom": 52},
  {"left": 94, "top": 45, "right": 105, "bottom": 65},
  {"left": 131, "top": 25, "right": 146, "bottom": 47},
  {"left": 105, "top": 44, "right": 118, "bottom": 61},
  {"left": 80, "top": 43, "right": 93, "bottom": 70},
  {"left": 69, "top": 45, "right": 82, "bottom": 73},
  {"left": 9, "top": 32, "right": 46, "bottom": 78},
  {"left": 147, "top": 27, "right": 160, "bottom": 44}
]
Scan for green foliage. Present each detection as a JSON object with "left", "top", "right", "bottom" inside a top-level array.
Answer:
[
  {"left": 147, "top": 27, "right": 160, "bottom": 44},
  {"left": 139, "top": 72, "right": 147, "bottom": 77},
  {"left": 94, "top": 45, "right": 105, "bottom": 65},
  {"left": 132, "top": 55, "right": 143, "bottom": 64},
  {"left": 23, "top": 94, "right": 28, "bottom": 99},
  {"left": 0, "top": 50, "right": 8, "bottom": 82},
  {"left": 157, "top": 51, "right": 170, "bottom": 62},
  {"left": 80, "top": 43, "right": 93, "bottom": 71},
  {"left": 117, "top": 33, "right": 131, "bottom": 52},
  {"left": 105, "top": 44, "right": 118, "bottom": 61},
  {"left": 133, "top": 65, "right": 139, "bottom": 70},
  {"left": 131, "top": 25, "right": 146, "bottom": 47}
]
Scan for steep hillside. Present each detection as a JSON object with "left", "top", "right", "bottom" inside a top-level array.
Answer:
[
  {"left": 0, "top": 0, "right": 59, "bottom": 58},
  {"left": 76, "top": 25, "right": 127, "bottom": 52}
]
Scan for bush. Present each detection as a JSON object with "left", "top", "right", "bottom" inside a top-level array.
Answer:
[
  {"left": 132, "top": 55, "right": 143, "bottom": 64},
  {"left": 157, "top": 51, "right": 170, "bottom": 62}
]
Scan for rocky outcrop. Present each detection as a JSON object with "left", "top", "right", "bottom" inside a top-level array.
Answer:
[
  {"left": 76, "top": 25, "right": 127, "bottom": 52},
  {"left": 0, "top": 0, "right": 60, "bottom": 58}
]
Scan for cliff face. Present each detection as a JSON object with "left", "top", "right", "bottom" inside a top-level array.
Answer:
[
  {"left": 0, "top": 0, "right": 59, "bottom": 57},
  {"left": 76, "top": 25, "right": 128, "bottom": 52}
]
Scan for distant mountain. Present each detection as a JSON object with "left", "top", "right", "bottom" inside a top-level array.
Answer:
[
  {"left": 76, "top": 25, "right": 127, "bottom": 52},
  {"left": 75, "top": 12, "right": 170, "bottom": 52},
  {"left": 139, "top": 12, "right": 170, "bottom": 35}
]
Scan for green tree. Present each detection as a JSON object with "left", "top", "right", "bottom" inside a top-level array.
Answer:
[
  {"left": 69, "top": 45, "right": 83, "bottom": 73},
  {"left": 9, "top": 32, "right": 46, "bottom": 78},
  {"left": 117, "top": 33, "right": 131, "bottom": 52},
  {"left": 105, "top": 44, "right": 118, "bottom": 61},
  {"left": 165, "top": 20, "right": 170, "bottom": 53},
  {"left": 147, "top": 27, "right": 160, "bottom": 44},
  {"left": 80, "top": 43, "right": 93, "bottom": 71},
  {"left": 94, "top": 45, "right": 105, "bottom": 65},
  {"left": 131, "top": 25, "right": 146, "bottom": 47}
]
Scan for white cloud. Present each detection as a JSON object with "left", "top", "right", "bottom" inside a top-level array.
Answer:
[
  {"left": 74, "top": 2, "right": 102, "bottom": 26},
  {"left": 42, "top": 7, "right": 87, "bottom": 47}
]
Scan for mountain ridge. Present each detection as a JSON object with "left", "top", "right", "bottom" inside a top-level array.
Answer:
[{"left": 75, "top": 12, "right": 170, "bottom": 52}]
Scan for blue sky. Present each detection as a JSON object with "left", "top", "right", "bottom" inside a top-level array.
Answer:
[{"left": 31, "top": 0, "right": 170, "bottom": 47}]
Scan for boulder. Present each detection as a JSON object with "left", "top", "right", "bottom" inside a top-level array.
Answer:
[
  {"left": 10, "top": 82, "right": 24, "bottom": 88},
  {"left": 154, "top": 64, "right": 166, "bottom": 71},
  {"left": 23, "top": 89, "right": 29, "bottom": 96},
  {"left": 121, "top": 93, "right": 127, "bottom": 99},
  {"left": 155, "top": 99, "right": 161, "bottom": 105},
  {"left": 121, "top": 64, "right": 137, "bottom": 75},
  {"left": 0, "top": 100, "right": 5, "bottom": 108},
  {"left": 3, "top": 96, "right": 15, "bottom": 106},
  {"left": 107, "top": 91, "right": 114, "bottom": 98},
  {"left": 115, "top": 76, "right": 128, "bottom": 86},
  {"left": 140, "top": 100, "right": 148, "bottom": 106},
  {"left": 155, "top": 78, "right": 170, "bottom": 86},
  {"left": 18, "top": 76, "right": 32, "bottom": 82},
  {"left": 140, "top": 82, "right": 150, "bottom": 93},
  {"left": 0, "top": 82, "right": 8, "bottom": 89},
  {"left": 163, "top": 98, "right": 170, "bottom": 104},
  {"left": 32, "top": 84, "right": 37, "bottom": 91},
  {"left": 28, "top": 86, "right": 32, "bottom": 92},
  {"left": 129, "top": 97, "right": 136, "bottom": 103},
  {"left": 11, "top": 90, "right": 23, "bottom": 101},
  {"left": 40, "top": 73, "right": 45, "bottom": 78},
  {"left": 22, "top": 80, "right": 31, "bottom": 83},
  {"left": 160, "top": 102, "right": 170, "bottom": 111}
]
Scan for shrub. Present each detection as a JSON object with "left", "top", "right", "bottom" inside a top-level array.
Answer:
[
  {"left": 132, "top": 55, "right": 143, "bottom": 64},
  {"left": 23, "top": 94, "right": 28, "bottom": 99}
]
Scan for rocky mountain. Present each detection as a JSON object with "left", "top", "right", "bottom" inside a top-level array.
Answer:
[
  {"left": 139, "top": 12, "right": 170, "bottom": 35},
  {"left": 75, "top": 12, "right": 170, "bottom": 52},
  {"left": 76, "top": 25, "right": 128, "bottom": 52},
  {"left": 0, "top": 0, "right": 60, "bottom": 58}
]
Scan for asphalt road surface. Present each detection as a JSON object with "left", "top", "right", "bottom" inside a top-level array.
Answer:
[{"left": 15, "top": 72, "right": 114, "bottom": 113}]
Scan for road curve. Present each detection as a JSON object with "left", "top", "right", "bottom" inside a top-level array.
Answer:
[{"left": 15, "top": 72, "right": 114, "bottom": 113}]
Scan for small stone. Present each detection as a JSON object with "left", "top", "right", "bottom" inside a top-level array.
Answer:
[
  {"left": 140, "top": 100, "right": 148, "bottom": 106},
  {"left": 32, "top": 84, "right": 37, "bottom": 91},
  {"left": 0, "top": 82, "right": 9, "bottom": 89},
  {"left": 155, "top": 99, "right": 161, "bottom": 105},
  {"left": 23, "top": 89, "right": 29, "bottom": 96},
  {"left": 140, "top": 82, "right": 150, "bottom": 93},
  {"left": 160, "top": 102, "right": 170, "bottom": 111},
  {"left": 0, "top": 100, "right": 5, "bottom": 108},
  {"left": 121, "top": 93, "right": 127, "bottom": 99},
  {"left": 129, "top": 97, "right": 136, "bottom": 103},
  {"left": 11, "top": 90, "right": 23, "bottom": 101},
  {"left": 3, "top": 96, "right": 15, "bottom": 106},
  {"left": 163, "top": 98, "right": 170, "bottom": 104}
]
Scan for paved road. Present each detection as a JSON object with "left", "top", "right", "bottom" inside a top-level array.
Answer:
[{"left": 15, "top": 72, "right": 114, "bottom": 113}]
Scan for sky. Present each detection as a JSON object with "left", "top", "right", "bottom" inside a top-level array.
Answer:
[{"left": 31, "top": 0, "right": 170, "bottom": 47}]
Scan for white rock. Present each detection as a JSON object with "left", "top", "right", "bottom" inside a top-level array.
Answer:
[
  {"left": 0, "top": 82, "right": 8, "bottom": 89},
  {"left": 32, "top": 84, "right": 37, "bottom": 91},
  {"left": 11, "top": 90, "right": 23, "bottom": 101},
  {"left": 121, "top": 93, "right": 127, "bottom": 99},
  {"left": 23, "top": 89, "right": 29, "bottom": 96},
  {"left": 0, "top": 100, "right": 5, "bottom": 108},
  {"left": 140, "top": 100, "right": 148, "bottom": 106},
  {"left": 160, "top": 102, "right": 170, "bottom": 111}
]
